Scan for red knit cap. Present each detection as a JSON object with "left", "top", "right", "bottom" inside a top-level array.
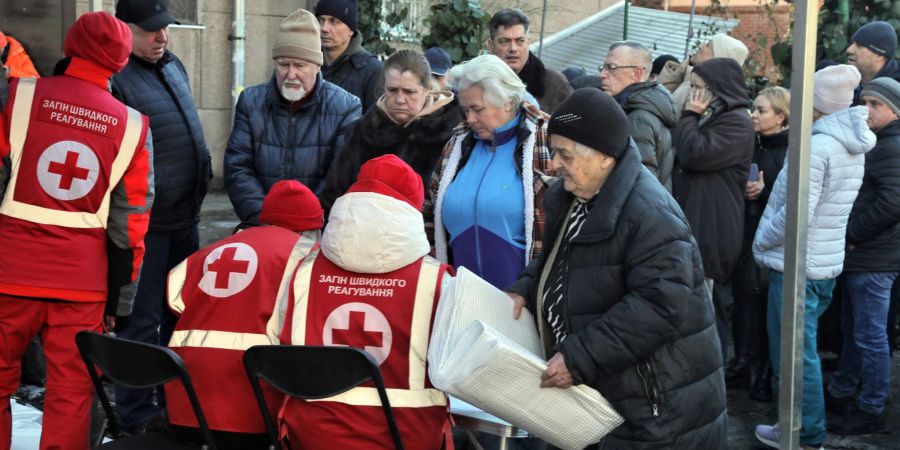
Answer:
[
  {"left": 260, "top": 180, "right": 324, "bottom": 232},
  {"left": 346, "top": 154, "right": 424, "bottom": 210},
  {"left": 63, "top": 12, "right": 132, "bottom": 73}
]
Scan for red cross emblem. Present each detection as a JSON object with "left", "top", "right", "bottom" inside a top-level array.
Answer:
[
  {"left": 199, "top": 243, "right": 259, "bottom": 298},
  {"left": 324, "top": 302, "right": 393, "bottom": 365},
  {"left": 37, "top": 140, "right": 99, "bottom": 201},
  {"left": 47, "top": 151, "right": 90, "bottom": 190},
  {"left": 207, "top": 247, "right": 251, "bottom": 289}
]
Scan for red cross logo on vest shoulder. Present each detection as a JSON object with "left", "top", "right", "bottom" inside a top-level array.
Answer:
[
  {"left": 37, "top": 140, "right": 100, "bottom": 201},
  {"left": 199, "top": 243, "right": 259, "bottom": 298},
  {"left": 324, "top": 302, "right": 393, "bottom": 365}
]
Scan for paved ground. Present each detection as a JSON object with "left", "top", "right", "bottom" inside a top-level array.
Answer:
[{"left": 13, "top": 189, "right": 900, "bottom": 448}]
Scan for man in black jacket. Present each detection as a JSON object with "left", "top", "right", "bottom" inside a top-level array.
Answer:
[
  {"left": 110, "top": 0, "right": 211, "bottom": 432},
  {"left": 315, "top": 0, "right": 383, "bottom": 112},
  {"left": 507, "top": 89, "right": 726, "bottom": 449},
  {"left": 846, "top": 21, "right": 900, "bottom": 105},
  {"left": 827, "top": 77, "right": 900, "bottom": 436}
]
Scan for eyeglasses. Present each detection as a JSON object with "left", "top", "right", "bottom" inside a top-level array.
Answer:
[{"left": 598, "top": 63, "right": 643, "bottom": 73}]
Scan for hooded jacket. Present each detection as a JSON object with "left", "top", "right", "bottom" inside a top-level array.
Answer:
[
  {"left": 841, "top": 119, "right": 900, "bottom": 272},
  {"left": 754, "top": 106, "right": 876, "bottom": 279},
  {"left": 224, "top": 73, "right": 362, "bottom": 225},
  {"left": 672, "top": 58, "right": 755, "bottom": 282},
  {"left": 618, "top": 81, "right": 679, "bottom": 191},
  {"left": 319, "top": 90, "right": 463, "bottom": 214},
  {"left": 322, "top": 33, "right": 384, "bottom": 112},
  {"left": 507, "top": 144, "right": 726, "bottom": 449}
]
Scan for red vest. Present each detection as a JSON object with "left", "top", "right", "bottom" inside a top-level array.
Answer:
[
  {"left": 165, "top": 226, "right": 317, "bottom": 433},
  {"left": 0, "top": 76, "right": 148, "bottom": 301},
  {"left": 280, "top": 250, "right": 450, "bottom": 450}
]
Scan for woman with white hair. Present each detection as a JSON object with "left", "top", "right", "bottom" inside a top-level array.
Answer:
[{"left": 426, "top": 54, "right": 554, "bottom": 291}]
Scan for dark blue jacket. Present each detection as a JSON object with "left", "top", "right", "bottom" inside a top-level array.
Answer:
[
  {"left": 322, "top": 34, "right": 383, "bottom": 112},
  {"left": 111, "top": 51, "right": 211, "bottom": 231},
  {"left": 224, "top": 73, "right": 361, "bottom": 224}
]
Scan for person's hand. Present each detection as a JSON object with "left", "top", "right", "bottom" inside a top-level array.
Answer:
[
  {"left": 506, "top": 292, "right": 526, "bottom": 320},
  {"left": 104, "top": 315, "right": 116, "bottom": 333},
  {"left": 540, "top": 352, "right": 574, "bottom": 388},
  {"left": 745, "top": 172, "right": 765, "bottom": 200},
  {"left": 686, "top": 86, "right": 713, "bottom": 114}
]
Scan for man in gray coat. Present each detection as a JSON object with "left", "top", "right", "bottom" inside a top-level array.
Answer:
[{"left": 600, "top": 41, "right": 679, "bottom": 191}]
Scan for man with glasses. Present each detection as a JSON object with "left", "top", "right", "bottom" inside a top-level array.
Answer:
[
  {"left": 224, "top": 8, "right": 361, "bottom": 228},
  {"left": 600, "top": 41, "right": 679, "bottom": 192},
  {"left": 487, "top": 8, "right": 572, "bottom": 113}
]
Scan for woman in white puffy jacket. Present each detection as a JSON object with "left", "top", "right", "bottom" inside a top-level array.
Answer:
[{"left": 751, "top": 65, "right": 876, "bottom": 450}]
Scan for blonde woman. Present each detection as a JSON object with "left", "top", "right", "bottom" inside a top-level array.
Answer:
[{"left": 728, "top": 86, "right": 790, "bottom": 402}]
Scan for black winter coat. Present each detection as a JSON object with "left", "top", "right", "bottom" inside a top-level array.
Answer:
[
  {"left": 853, "top": 59, "right": 900, "bottom": 105},
  {"left": 844, "top": 120, "right": 900, "bottom": 272},
  {"left": 672, "top": 58, "right": 755, "bottom": 282},
  {"left": 322, "top": 34, "right": 383, "bottom": 113},
  {"left": 508, "top": 144, "right": 726, "bottom": 449},
  {"left": 111, "top": 52, "right": 211, "bottom": 231},
  {"left": 223, "top": 74, "right": 361, "bottom": 224},
  {"left": 318, "top": 94, "right": 463, "bottom": 214}
]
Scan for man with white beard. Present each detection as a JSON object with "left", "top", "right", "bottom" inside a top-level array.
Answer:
[{"left": 225, "top": 8, "right": 361, "bottom": 228}]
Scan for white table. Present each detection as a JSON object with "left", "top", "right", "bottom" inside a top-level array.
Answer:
[{"left": 450, "top": 397, "right": 529, "bottom": 450}]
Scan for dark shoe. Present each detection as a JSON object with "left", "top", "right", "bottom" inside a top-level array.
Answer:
[
  {"left": 827, "top": 409, "right": 890, "bottom": 435},
  {"left": 724, "top": 356, "right": 751, "bottom": 388},
  {"left": 824, "top": 389, "right": 857, "bottom": 416},
  {"left": 749, "top": 363, "right": 773, "bottom": 403}
]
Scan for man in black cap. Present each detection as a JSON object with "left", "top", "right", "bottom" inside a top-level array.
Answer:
[
  {"left": 111, "top": 0, "right": 212, "bottom": 433},
  {"left": 315, "top": 0, "right": 383, "bottom": 112},
  {"left": 847, "top": 21, "right": 900, "bottom": 104},
  {"left": 506, "top": 88, "right": 726, "bottom": 449}
]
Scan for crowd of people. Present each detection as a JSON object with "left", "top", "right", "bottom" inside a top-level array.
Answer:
[{"left": 0, "top": 0, "right": 899, "bottom": 449}]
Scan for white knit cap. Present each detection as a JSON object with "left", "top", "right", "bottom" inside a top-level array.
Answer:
[
  {"left": 710, "top": 34, "right": 749, "bottom": 67},
  {"left": 814, "top": 64, "right": 861, "bottom": 114}
]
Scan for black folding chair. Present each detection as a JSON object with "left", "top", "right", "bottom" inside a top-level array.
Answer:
[
  {"left": 242, "top": 345, "right": 405, "bottom": 450},
  {"left": 75, "top": 331, "right": 217, "bottom": 450}
]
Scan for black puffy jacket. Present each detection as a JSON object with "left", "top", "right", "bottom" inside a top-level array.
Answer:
[
  {"left": 111, "top": 52, "right": 211, "bottom": 231},
  {"left": 318, "top": 92, "right": 462, "bottom": 214},
  {"left": 508, "top": 144, "right": 726, "bottom": 449},
  {"left": 322, "top": 34, "right": 383, "bottom": 113},
  {"left": 844, "top": 119, "right": 900, "bottom": 272},
  {"left": 224, "top": 74, "right": 361, "bottom": 224},
  {"left": 672, "top": 58, "right": 755, "bottom": 282}
]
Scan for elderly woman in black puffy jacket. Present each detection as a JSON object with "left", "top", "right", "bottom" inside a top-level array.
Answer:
[
  {"left": 507, "top": 89, "right": 726, "bottom": 449},
  {"left": 318, "top": 49, "right": 463, "bottom": 214}
]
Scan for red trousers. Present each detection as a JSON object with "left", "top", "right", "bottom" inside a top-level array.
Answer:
[{"left": 0, "top": 294, "right": 103, "bottom": 450}]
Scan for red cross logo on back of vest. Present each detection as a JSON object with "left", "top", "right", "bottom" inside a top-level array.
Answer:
[
  {"left": 199, "top": 243, "right": 259, "bottom": 298},
  {"left": 324, "top": 302, "right": 393, "bottom": 365},
  {"left": 36, "top": 140, "right": 100, "bottom": 201}
]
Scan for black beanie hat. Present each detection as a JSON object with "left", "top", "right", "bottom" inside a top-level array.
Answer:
[
  {"left": 549, "top": 88, "right": 630, "bottom": 158},
  {"left": 314, "top": 0, "right": 359, "bottom": 32},
  {"left": 851, "top": 21, "right": 897, "bottom": 58},
  {"left": 651, "top": 54, "right": 679, "bottom": 76}
]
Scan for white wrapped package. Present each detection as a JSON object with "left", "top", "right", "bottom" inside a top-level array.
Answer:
[
  {"left": 428, "top": 268, "right": 623, "bottom": 449},
  {"left": 430, "top": 266, "right": 543, "bottom": 362},
  {"left": 434, "top": 320, "right": 623, "bottom": 450}
]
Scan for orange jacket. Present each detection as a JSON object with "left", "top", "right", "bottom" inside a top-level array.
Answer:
[{"left": 0, "top": 32, "right": 40, "bottom": 79}]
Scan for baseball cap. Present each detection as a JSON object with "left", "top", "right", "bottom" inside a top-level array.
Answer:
[
  {"left": 115, "top": 0, "right": 180, "bottom": 31},
  {"left": 424, "top": 47, "right": 453, "bottom": 76}
]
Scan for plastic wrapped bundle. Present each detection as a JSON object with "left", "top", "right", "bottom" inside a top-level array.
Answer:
[
  {"left": 428, "top": 268, "right": 623, "bottom": 449},
  {"left": 429, "top": 266, "right": 543, "bottom": 362}
]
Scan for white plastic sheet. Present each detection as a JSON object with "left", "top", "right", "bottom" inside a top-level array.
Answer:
[
  {"left": 429, "top": 268, "right": 624, "bottom": 450},
  {"left": 11, "top": 399, "right": 41, "bottom": 450}
]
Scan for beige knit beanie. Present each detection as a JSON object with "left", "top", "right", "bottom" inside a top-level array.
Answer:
[
  {"left": 272, "top": 9, "right": 324, "bottom": 65},
  {"left": 814, "top": 64, "right": 861, "bottom": 114},
  {"left": 710, "top": 34, "right": 749, "bottom": 67}
]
